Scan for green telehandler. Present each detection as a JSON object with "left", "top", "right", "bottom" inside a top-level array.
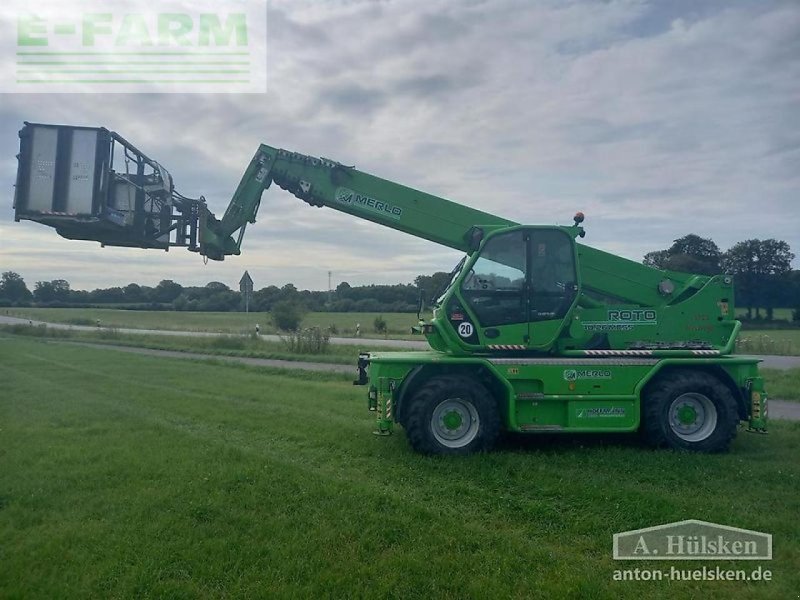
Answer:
[{"left": 13, "top": 122, "right": 767, "bottom": 454}]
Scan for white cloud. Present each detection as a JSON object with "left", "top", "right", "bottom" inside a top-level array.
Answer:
[{"left": 0, "top": 0, "right": 797, "bottom": 290}]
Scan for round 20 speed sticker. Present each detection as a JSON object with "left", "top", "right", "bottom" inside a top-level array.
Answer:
[{"left": 457, "top": 322, "right": 474, "bottom": 338}]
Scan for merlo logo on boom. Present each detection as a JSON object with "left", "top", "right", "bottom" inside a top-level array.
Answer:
[{"left": 335, "top": 187, "right": 403, "bottom": 220}]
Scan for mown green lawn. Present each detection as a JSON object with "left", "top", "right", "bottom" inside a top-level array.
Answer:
[
  {"left": 4, "top": 307, "right": 421, "bottom": 338},
  {"left": 1, "top": 336, "right": 798, "bottom": 598}
]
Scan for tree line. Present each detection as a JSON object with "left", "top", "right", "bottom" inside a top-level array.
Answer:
[
  {"left": 0, "top": 272, "right": 450, "bottom": 314},
  {"left": 0, "top": 234, "right": 796, "bottom": 319},
  {"left": 643, "top": 235, "right": 797, "bottom": 320}
]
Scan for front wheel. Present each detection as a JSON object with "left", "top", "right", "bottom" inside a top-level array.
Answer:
[
  {"left": 642, "top": 370, "right": 739, "bottom": 453},
  {"left": 404, "top": 375, "right": 500, "bottom": 455}
]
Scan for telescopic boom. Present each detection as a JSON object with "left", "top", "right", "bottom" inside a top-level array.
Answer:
[{"left": 197, "top": 145, "right": 516, "bottom": 260}]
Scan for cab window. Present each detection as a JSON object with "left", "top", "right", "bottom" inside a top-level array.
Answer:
[
  {"left": 529, "top": 229, "right": 576, "bottom": 321},
  {"left": 461, "top": 230, "right": 527, "bottom": 326}
]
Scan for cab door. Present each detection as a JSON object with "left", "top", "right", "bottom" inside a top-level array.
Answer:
[
  {"left": 527, "top": 228, "right": 579, "bottom": 349},
  {"left": 456, "top": 229, "right": 530, "bottom": 349}
]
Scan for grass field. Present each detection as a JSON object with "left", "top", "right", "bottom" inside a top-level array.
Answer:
[
  {"left": 4, "top": 307, "right": 421, "bottom": 338},
  {"left": 1, "top": 336, "right": 798, "bottom": 598}
]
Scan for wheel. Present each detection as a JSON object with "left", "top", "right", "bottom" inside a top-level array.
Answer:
[
  {"left": 642, "top": 370, "right": 739, "bottom": 453},
  {"left": 404, "top": 374, "right": 501, "bottom": 455}
]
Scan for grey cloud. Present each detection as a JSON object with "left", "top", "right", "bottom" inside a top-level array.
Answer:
[
  {"left": 390, "top": 74, "right": 466, "bottom": 97},
  {"left": 267, "top": 8, "right": 331, "bottom": 47},
  {"left": 314, "top": 82, "right": 388, "bottom": 116},
  {"left": 565, "top": 118, "right": 666, "bottom": 146}
]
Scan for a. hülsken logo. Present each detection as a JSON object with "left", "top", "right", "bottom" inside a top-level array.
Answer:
[{"left": 614, "top": 520, "right": 772, "bottom": 561}]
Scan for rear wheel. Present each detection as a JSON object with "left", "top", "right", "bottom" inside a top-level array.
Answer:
[
  {"left": 405, "top": 375, "right": 500, "bottom": 455},
  {"left": 642, "top": 370, "right": 739, "bottom": 453}
]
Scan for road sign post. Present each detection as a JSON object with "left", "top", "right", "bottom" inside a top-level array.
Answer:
[{"left": 239, "top": 271, "right": 254, "bottom": 313}]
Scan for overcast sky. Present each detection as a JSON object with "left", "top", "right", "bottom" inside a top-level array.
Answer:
[{"left": 1, "top": 0, "right": 798, "bottom": 291}]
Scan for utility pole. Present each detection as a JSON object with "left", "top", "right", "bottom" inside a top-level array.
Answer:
[{"left": 328, "top": 270, "right": 333, "bottom": 307}]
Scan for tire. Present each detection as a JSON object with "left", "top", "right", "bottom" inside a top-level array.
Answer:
[
  {"left": 404, "top": 374, "right": 501, "bottom": 455},
  {"left": 642, "top": 370, "right": 739, "bottom": 453}
]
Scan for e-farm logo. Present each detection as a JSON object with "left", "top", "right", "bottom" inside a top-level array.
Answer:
[{"left": 4, "top": 0, "right": 267, "bottom": 93}]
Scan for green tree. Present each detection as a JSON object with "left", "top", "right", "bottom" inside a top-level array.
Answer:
[
  {"left": 414, "top": 271, "right": 452, "bottom": 302},
  {"left": 90, "top": 287, "right": 125, "bottom": 303},
  {"left": 335, "top": 281, "right": 352, "bottom": 297},
  {"left": 33, "top": 279, "right": 70, "bottom": 303},
  {"left": 373, "top": 315, "right": 388, "bottom": 335},
  {"left": 153, "top": 279, "right": 183, "bottom": 303},
  {"left": 643, "top": 234, "right": 722, "bottom": 275},
  {"left": 723, "top": 239, "right": 794, "bottom": 319},
  {"left": 123, "top": 283, "right": 144, "bottom": 303},
  {"left": 271, "top": 300, "right": 305, "bottom": 331},
  {"left": 205, "top": 281, "right": 230, "bottom": 292},
  {"left": 0, "top": 271, "right": 32, "bottom": 303},
  {"left": 642, "top": 249, "right": 670, "bottom": 270},
  {"left": 251, "top": 285, "right": 281, "bottom": 312},
  {"left": 280, "top": 283, "right": 299, "bottom": 301}
]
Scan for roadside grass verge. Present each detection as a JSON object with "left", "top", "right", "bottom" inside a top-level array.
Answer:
[
  {"left": 0, "top": 324, "right": 410, "bottom": 365},
  {"left": 3, "top": 307, "right": 422, "bottom": 338},
  {"left": 0, "top": 336, "right": 798, "bottom": 598},
  {"left": 762, "top": 368, "right": 800, "bottom": 402}
]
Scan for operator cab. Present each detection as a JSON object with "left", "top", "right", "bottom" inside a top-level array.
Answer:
[{"left": 433, "top": 225, "right": 580, "bottom": 352}]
